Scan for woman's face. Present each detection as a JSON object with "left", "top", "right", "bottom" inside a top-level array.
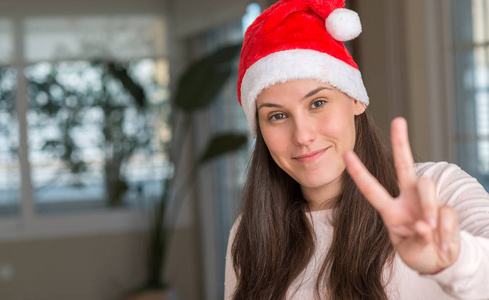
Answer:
[{"left": 257, "top": 79, "right": 366, "bottom": 199}]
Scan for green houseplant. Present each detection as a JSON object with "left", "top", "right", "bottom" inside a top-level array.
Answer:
[{"left": 127, "top": 43, "right": 247, "bottom": 299}]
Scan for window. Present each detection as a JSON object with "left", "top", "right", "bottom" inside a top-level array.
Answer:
[
  {"left": 0, "top": 66, "right": 19, "bottom": 216},
  {"left": 25, "top": 59, "right": 169, "bottom": 213},
  {"left": 0, "top": 15, "right": 170, "bottom": 236},
  {"left": 0, "top": 18, "right": 19, "bottom": 216},
  {"left": 452, "top": 0, "right": 489, "bottom": 191}
]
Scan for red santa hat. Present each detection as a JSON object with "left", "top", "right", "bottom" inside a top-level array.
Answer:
[{"left": 237, "top": 0, "right": 368, "bottom": 137}]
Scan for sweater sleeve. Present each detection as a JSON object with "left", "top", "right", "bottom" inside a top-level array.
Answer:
[
  {"left": 415, "top": 162, "right": 489, "bottom": 299},
  {"left": 224, "top": 215, "right": 241, "bottom": 300}
]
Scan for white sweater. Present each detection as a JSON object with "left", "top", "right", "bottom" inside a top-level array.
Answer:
[{"left": 225, "top": 162, "right": 489, "bottom": 299}]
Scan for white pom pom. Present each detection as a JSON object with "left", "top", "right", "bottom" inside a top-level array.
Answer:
[{"left": 325, "top": 8, "right": 362, "bottom": 42}]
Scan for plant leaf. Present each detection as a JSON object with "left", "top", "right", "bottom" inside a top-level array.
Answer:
[
  {"left": 174, "top": 43, "right": 241, "bottom": 112},
  {"left": 198, "top": 132, "right": 248, "bottom": 164},
  {"left": 107, "top": 62, "right": 146, "bottom": 108}
]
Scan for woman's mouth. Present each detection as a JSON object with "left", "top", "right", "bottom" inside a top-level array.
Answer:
[{"left": 293, "top": 147, "right": 329, "bottom": 163}]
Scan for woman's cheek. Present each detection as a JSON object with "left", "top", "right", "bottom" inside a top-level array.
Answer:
[
  {"left": 262, "top": 125, "right": 286, "bottom": 153},
  {"left": 317, "top": 115, "right": 341, "bottom": 138},
  {"left": 318, "top": 112, "right": 355, "bottom": 151}
]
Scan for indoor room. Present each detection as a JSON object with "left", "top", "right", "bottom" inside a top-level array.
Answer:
[{"left": 0, "top": 0, "right": 487, "bottom": 299}]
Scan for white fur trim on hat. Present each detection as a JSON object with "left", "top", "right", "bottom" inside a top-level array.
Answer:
[
  {"left": 326, "top": 8, "right": 362, "bottom": 42},
  {"left": 240, "top": 49, "right": 369, "bottom": 137}
]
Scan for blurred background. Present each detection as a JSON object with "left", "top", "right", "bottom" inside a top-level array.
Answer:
[{"left": 0, "top": 0, "right": 487, "bottom": 299}]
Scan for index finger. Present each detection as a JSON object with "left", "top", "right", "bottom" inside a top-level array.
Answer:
[
  {"left": 344, "top": 150, "right": 392, "bottom": 214},
  {"left": 391, "top": 117, "right": 417, "bottom": 190}
]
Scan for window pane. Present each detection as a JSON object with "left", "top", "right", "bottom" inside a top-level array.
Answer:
[
  {"left": 0, "top": 19, "right": 14, "bottom": 64},
  {"left": 25, "top": 59, "right": 171, "bottom": 214},
  {"left": 24, "top": 16, "right": 166, "bottom": 63},
  {"left": 453, "top": 4, "right": 489, "bottom": 191},
  {"left": 470, "top": 0, "right": 489, "bottom": 45},
  {"left": 455, "top": 47, "right": 489, "bottom": 185},
  {"left": 0, "top": 67, "right": 20, "bottom": 216}
]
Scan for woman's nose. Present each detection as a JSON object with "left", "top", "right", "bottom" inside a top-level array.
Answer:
[{"left": 292, "top": 118, "right": 316, "bottom": 146}]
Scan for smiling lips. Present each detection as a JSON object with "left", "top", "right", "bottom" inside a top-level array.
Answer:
[{"left": 293, "top": 147, "right": 330, "bottom": 163}]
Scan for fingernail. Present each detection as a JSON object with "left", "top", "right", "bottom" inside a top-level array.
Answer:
[{"left": 428, "top": 218, "right": 437, "bottom": 229}]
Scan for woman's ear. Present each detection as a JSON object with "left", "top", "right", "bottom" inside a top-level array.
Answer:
[{"left": 352, "top": 99, "right": 366, "bottom": 115}]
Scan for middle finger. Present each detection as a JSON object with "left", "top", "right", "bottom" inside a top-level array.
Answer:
[{"left": 391, "top": 117, "right": 417, "bottom": 191}]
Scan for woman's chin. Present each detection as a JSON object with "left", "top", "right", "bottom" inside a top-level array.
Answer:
[{"left": 297, "top": 176, "right": 338, "bottom": 190}]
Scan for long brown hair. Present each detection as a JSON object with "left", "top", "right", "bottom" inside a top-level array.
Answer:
[{"left": 231, "top": 110, "right": 399, "bottom": 299}]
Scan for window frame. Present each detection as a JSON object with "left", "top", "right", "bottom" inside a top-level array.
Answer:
[{"left": 0, "top": 14, "right": 174, "bottom": 242}]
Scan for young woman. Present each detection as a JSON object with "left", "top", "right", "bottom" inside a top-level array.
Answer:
[{"left": 225, "top": 0, "right": 489, "bottom": 299}]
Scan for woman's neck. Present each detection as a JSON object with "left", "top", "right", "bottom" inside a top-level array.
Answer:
[{"left": 301, "top": 176, "right": 342, "bottom": 211}]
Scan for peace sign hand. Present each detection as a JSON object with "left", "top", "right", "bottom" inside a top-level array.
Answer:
[{"left": 343, "top": 117, "right": 461, "bottom": 274}]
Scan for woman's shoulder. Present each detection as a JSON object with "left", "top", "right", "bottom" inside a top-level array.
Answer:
[
  {"left": 413, "top": 161, "right": 472, "bottom": 182},
  {"left": 414, "top": 161, "right": 459, "bottom": 175},
  {"left": 413, "top": 161, "right": 486, "bottom": 196}
]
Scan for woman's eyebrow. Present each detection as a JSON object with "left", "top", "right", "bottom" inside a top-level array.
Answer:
[
  {"left": 257, "top": 102, "right": 282, "bottom": 110},
  {"left": 257, "top": 86, "right": 332, "bottom": 110},
  {"left": 302, "top": 86, "right": 332, "bottom": 100}
]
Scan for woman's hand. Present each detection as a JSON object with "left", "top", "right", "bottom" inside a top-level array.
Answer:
[{"left": 343, "top": 117, "right": 460, "bottom": 274}]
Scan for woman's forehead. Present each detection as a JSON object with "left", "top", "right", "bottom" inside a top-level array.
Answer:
[{"left": 257, "top": 80, "right": 336, "bottom": 102}]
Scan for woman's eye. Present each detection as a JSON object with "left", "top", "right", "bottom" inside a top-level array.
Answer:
[
  {"left": 311, "top": 100, "right": 326, "bottom": 109},
  {"left": 269, "top": 113, "right": 286, "bottom": 121}
]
